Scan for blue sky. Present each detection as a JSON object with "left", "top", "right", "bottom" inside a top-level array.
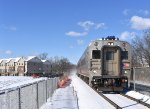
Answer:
[{"left": 0, "top": 0, "right": 150, "bottom": 64}]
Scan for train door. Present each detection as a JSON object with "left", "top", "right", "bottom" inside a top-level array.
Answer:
[{"left": 103, "top": 47, "right": 121, "bottom": 76}]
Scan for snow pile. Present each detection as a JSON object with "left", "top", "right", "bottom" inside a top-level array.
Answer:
[
  {"left": 0, "top": 76, "right": 46, "bottom": 92},
  {"left": 126, "top": 91, "right": 150, "bottom": 104}
]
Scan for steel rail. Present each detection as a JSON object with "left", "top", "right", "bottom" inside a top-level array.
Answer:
[
  {"left": 79, "top": 76, "right": 150, "bottom": 109},
  {"left": 120, "top": 93, "right": 150, "bottom": 108},
  {"left": 98, "top": 91, "right": 122, "bottom": 109}
]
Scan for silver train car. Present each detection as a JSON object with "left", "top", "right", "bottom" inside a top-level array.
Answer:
[{"left": 77, "top": 36, "right": 132, "bottom": 92}]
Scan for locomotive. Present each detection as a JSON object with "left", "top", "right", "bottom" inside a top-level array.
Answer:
[{"left": 77, "top": 36, "right": 132, "bottom": 92}]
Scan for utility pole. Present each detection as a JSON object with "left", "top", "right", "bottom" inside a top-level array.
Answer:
[{"left": 133, "top": 67, "right": 135, "bottom": 91}]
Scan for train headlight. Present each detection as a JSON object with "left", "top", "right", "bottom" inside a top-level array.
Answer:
[
  {"left": 94, "top": 82, "right": 97, "bottom": 84},
  {"left": 124, "top": 70, "right": 127, "bottom": 74},
  {"left": 125, "top": 79, "right": 128, "bottom": 82},
  {"left": 104, "top": 80, "right": 108, "bottom": 86},
  {"left": 93, "top": 70, "right": 97, "bottom": 74}
]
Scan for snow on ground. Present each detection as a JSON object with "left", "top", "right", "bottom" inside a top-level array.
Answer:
[
  {"left": 41, "top": 74, "right": 115, "bottom": 109},
  {"left": 126, "top": 91, "right": 150, "bottom": 104},
  {"left": 0, "top": 76, "right": 46, "bottom": 92},
  {"left": 40, "top": 73, "right": 150, "bottom": 109},
  {"left": 71, "top": 75, "right": 115, "bottom": 109},
  {"left": 40, "top": 86, "right": 78, "bottom": 109},
  {"left": 40, "top": 98, "right": 52, "bottom": 109},
  {"left": 105, "top": 94, "right": 149, "bottom": 109}
]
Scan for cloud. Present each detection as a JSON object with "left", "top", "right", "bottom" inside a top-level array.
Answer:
[
  {"left": 78, "top": 21, "right": 94, "bottom": 30},
  {"left": 123, "top": 9, "right": 129, "bottom": 16},
  {"left": 66, "top": 31, "right": 88, "bottom": 37},
  {"left": 10, "top": 26, "right": 17, "bottom": 31},
  {"left": 130, "top": 16, "right": 150, "bottom": 30},
  {"left": 0, "top": 24, "right": 17, "bottom": 31},
  {"left": 78, "top": 21, "right": 105, "bottom": 31},
  {"left": 138, "top": 9, "right": 149, "bottom": 16},
  {"left": 95, "top": 23, "right": 105, "bottom": 29},
  {"left": 5, "top": 50, "right": 13, "bottom": 55},
  {"left": 77, "top": 40, "right": 84, "bottom": 45},
  {"left": 69, "top": 45, "right": 74, "bottom": 49},
  {"left": 120, "top": 31, "right": 136, "bottom": 40}
]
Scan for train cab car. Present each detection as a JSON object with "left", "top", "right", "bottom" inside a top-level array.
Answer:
[{"left": 77, "top": 36, "right": 131, "bottom": 92}]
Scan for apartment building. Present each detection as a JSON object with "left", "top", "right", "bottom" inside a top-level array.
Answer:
[
  {"left": 14, "top": 57, "right": 26, "bottom": 76},
  {"left": 0, "top": 59, "right": 8, "bottom": 76},
  {"left": 42, "top": 60, "right": 52, "bottom": 74},
  {"left": 25, "top": 56, "right": 43, "bottom": 76},
  {"left": 0, "top": 56, "right": 52, "bottom": 76},
  {"left": 6, "top": 58, "right": 16, "bottom": 76}
]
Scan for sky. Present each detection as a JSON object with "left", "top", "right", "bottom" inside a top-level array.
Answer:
[{"left": 0, "top": 0, "right": 150, "bottom": 64}]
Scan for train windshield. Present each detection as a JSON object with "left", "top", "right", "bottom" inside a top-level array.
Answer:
[
  {"left": 106, "top": 51, "right": 114, "bottom": 60},
  {"left": 122, "top": 51, "right": 128, "bottom": 60},
  {"left": 92, "top": 50, "right": 101, "bottom": 59}
]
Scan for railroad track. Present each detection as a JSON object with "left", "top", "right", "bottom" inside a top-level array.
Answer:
[
  {"left": 120, "top": 93, "right": 150, "bottom": 108},
  {"left": 98, "top": 91, "right": 122, "bottom": 109},
  {"left": 103, "top": 93, "right": 150, "bottom": 109},
  {"left": 85, "top": 81, "right": 150, "bottom": 109}
]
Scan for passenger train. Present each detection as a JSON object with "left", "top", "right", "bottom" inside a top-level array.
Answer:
[{"left": 77, "top": 36, "right": 132, "bottom": 92}]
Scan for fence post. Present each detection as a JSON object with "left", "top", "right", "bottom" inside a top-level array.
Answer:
[
  {"left": 18, "top": 88, "right": 21, "bottom": 109},
  {"left": 5, "top": 90, "right": 9, "bottom": 109},
  {"left": 36, "top": 82, "right": 39, "bottom": 109},
  {"left": 46, "top": 80, "right": 47, "bottom": 102},
  {"left": 133, "top": 67, "right": 135, "bottom": 91}
]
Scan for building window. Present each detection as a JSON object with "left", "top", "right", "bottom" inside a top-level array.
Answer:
[
  {"left": 122, "top": 51, "right": 128, "bottom": 60},
  {"left": 106, "top": 51, "right": 114, "bottom": 60},
  {"left": 92, "top": 50, "right": 101, "bottom": 59}
]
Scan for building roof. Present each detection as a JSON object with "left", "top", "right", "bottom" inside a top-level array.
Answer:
[
  {"left": 6, "top": 58, "right": 13, "bottom": 63},
  {"left": 0, "top": 56, "right": 40, "bottom": 63},
  {"left": 0, "top": 59, "right": 3, "bottom": 63},
  {"left": 41, "top": 60, "right": 47, "bottom": 62},
  {"left": 41, "top": 60, "right": 51, "bottom": 64},
  {"left": 14, "top": 57, "right": 22, "bottom": 62},
  {"left": 25, "top": 56, "right": 36, "bottom": 61},
  {"left": 0, "top": 58, "right": 10, "bottom": 63}
]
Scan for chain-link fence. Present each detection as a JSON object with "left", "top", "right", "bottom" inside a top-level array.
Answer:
[
  {"left": 132, "top": 67, "right": 150, "bottom": 85},
  {"left": 130, "top": 67, "right": 150, "bottom": 93},
  {"left": 0, "top": 77, "right": 59, "bottom": 109}
]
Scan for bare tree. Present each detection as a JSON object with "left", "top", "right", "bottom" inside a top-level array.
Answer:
[
  {"left": 131, "top": 29, "right": 150, "bottom": 67},
  {"left": 132, "top": 36, "right": 144, "bottom": 67},
  {"left": 38, "top": 53, "right": 48, "bottom": 60},
  {"left": 143, "top": 29, "right": 150, "bottom": 66},
  {"left": 49, "top": 56, "right": 75, "bottom": 75},
  {"left": 38, "top": 53, "right": 75, "bottom": 76}
]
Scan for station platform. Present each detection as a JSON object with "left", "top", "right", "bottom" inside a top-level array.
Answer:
[
  {"left": 40, "top": 77, "right": 78, "bottom": 109},
  {"left": 40, "top": 74, "right": 115, "bottom": 109},
  {"left": 51, "top": 86, "right": 78, "bottom": 109}
]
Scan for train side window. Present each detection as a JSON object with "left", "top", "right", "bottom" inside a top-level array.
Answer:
[
  {"left": 122, "top": 51, "right": 128, "bottom": 60},
  {"left": 106, "top": 51, "right": 114, "bottom": 60},
  {"left": 92, "top": 50, "right": 101, "bottom": 59}
]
